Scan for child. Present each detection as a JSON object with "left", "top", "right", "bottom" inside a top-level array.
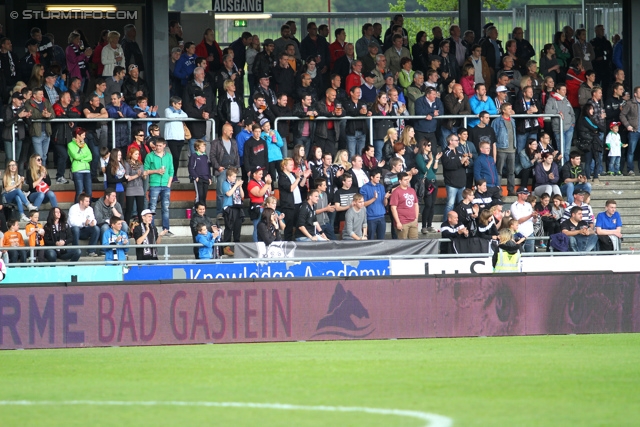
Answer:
[
  {"left": 195, "top": 223, "right": 221, "bottom": 260},
  {"left": 606, "top": 121, "right": 626, "bottom": 176},
  {"left": 551, "top": 194, "right": 565, "bottom": 221},
  {"left": 508, "top": 218, "right": 526, "bottom": 246},
  {"left": 100, "top": 146, "right": 110, "bottom": 186},
  {"left": 188, "top": 139, "right": 212, "bottom": 207},
  {"left": 145, "top": 124, "right": 161, "bottom": 152},
  {"left": 25, "top": 210, "right": 45, "bottom": 262},
  {"left": 221, "top": 167, "right": 244, "bottom": 257},
  {"left": 2, "top": 219, "right": 26, "bottom": 263}
]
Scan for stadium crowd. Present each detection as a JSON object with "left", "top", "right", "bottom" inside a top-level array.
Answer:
[{"left": 0, "top": 17, "right": 628, "bottom": 263}]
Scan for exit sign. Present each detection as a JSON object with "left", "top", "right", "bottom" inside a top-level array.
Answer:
[{"left": 234, "top": 20, "right": 247, "bottom": 27}]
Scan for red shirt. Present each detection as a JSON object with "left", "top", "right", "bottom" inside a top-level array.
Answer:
[
  {"left": 390, "top": 186, "right": 418, "bottom": 224},
  {"left": 329, "top": 41, "right": 346, "bottom": 69},
  {"left": 325, "top": 102, "right": 335, "bottom": 130}
]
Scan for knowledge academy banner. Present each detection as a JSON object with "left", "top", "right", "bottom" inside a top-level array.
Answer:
[{"left": 2, "top": 273, "right": 639, "bottom": 350}]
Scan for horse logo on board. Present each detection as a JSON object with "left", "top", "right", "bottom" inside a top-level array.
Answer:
[{"left": 312, "top": 283, "right": 375, "bottom": 338}]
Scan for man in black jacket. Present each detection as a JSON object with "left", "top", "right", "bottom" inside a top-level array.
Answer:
[
  {"left": 122, "top": 64, "right": 150, "bottom": 107},
  {"left": 292, "top": 94, "right": 317, "bottom": 153},
  {"left": 52, "top": 92, "right": 81, "bottom": 183},
  {"left": 243, "top": 92, "right": 276, "bottom": 128},
  {"left": 272, "top": 52, "right": 296, "bottom": 99},
  {"left": 252, "top": 39, "right": 276, "bottom": 84},
  {"left": 183, "top": 93, "right": 213, "bottom": 155},
  {"left": 441, "top": 133, "right": 469, "bottom": 217},
  {"left": 344, "top": 86, "right": 369, "bottom": 158},
  {"left": 183, "top": 67, "right": 215, "bottom": 106}
]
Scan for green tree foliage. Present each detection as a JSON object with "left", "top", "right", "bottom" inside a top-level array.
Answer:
[{"left": 388, "top": 0, "right": 510, "bottom": 46}]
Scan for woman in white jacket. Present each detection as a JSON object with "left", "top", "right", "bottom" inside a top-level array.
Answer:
[
  {"left": 164, "top": 96, "right": 189, "bottom": 183},
  {"left": 101, "top": 31, "right": 125, "bottom": 77}
]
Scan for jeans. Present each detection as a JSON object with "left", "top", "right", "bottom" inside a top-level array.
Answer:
[
  {"left": 45, "top": 248, "right": 81, "bottom": 262},
  {"left": 3, "top": 139, "right": 22, "bottom": 163},
  {"left": 29, "top": 191, "right": 58, "bottom": 208},
  {"left": 320, "top": 222, "right": 336, "bottom": 240},
  {"left": 373, "top": 139, "right": 384, "bottom": 162},
  {"left": 516, "top": 132, "right": 537, "bottom": 154},
  {"left": 439, "top": 126, "right": 457, "bottom": 151},
  {"left": 444, "top": 186, "right": 464, "bottom": 217},
  {"left": 187, "top": 138, "right": 198, "bottom": 155},
  {"left": 71, "top": 225, "right": 100, "bottom": 254},
  {"left": 84, "top": 131, "right": 101, "bottom": 179},
  {"left": 608, "top": 156, "right": 621, "bottom": 174},
  {"left": 555, "top": 126, "right": 575, "bottom": 163},
  {"left": 72, "top": 172, "right": 92, "bottom": 201},
  {"left": 148, "top": 186, "right": 171, "bottom": 230},
  {"left": 569, "top": 234, "right": 599, "bottom": 252},
  {"left": 31, "top": 131, "right": 51, "bottom": 165},
  {"left": 625, "top": 131, "right": 640, "bottom": 173},
  {"left": 252, "top": 217, "right": 260, "bottom": 242},
  {"left": 522, "top": 233, "right": 535, "bottom": 253},
  {"left": 367, "top": 216, "right": 386, "bottom": 240},
  {"left": 496, "top": 151, "right": 516, "bottom": 193},
  {"left": 584, "top": 150, "right": 602, "bottom": 179},
  {"left": 294, "top": 136, "right": 312, "bottom": 156},
  {"left": 3, "top": 189, "right": 30, "bottom": 214},
  {"left": 296, "top": 235, "right": 328, "bottom": 241},
  {"left": 561, "top": 182, "right": 592, "bottom": 204},
  {"left": 346, "top": 131, "right": 366, "bottom": 159},
  {"left": 54, "top": 144, "right": 69, "bottom": 179}
]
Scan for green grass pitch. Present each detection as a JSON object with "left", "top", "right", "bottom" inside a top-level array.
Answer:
[{"left": 1, "top": 334, "right": 639, "bottom": 426}]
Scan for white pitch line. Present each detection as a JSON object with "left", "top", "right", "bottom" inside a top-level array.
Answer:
[{"left": 0, "top": 400, "right": 453, "bottom": 426}]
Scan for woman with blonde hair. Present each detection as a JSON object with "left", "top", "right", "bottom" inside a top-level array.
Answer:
[
  {"left": 492, "top": 228, "right": 522, "bottom": 272},
  {"left": 26, "top": 153, "right": 58, "bottom": 210},
  {"left": 28, "top": 64, "right": 45, "bottom": 90},
  {"left": 101, "top": 31, "right": 125, "bottom": 77},
  {"left": 399, "top": 125, "right": 419, "bottom": 171},
  {"left": 2, "top": 161, "right": 36, "bottom": 222},
  {"left": 381, "top": 127, "right": 399, "bottom": 166},
  {"left": 333, "top": 149, "right": 351, "bottom": 171}
]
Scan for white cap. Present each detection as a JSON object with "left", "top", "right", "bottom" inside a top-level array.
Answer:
[{"left": 496, "top": 85, "right": 508, "bottom": 92}]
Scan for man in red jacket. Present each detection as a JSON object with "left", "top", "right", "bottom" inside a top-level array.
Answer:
[{"left": 195, "top": 28, "right": 223, "bottom": 74}]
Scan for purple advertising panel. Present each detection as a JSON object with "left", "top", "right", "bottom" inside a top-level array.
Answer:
[{"left": 1, "top": 273, "right": 639, "bottom": 350}]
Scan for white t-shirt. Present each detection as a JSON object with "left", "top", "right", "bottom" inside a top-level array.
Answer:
[{"left": 510, "top": 200, "right": 534, "bottom": 236}]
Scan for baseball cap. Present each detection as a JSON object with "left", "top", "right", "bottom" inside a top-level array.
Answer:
[
  {"left": 365, "top": 71, "right": 376, "bottom": 79},
  {"left": 259, "top": 118, "right": 269, "bottom": 127},
  {"left": 610, "top": 121, "right": 621, "bottom": 129},
  {"left": 44, "top": 70, "right": 57, "bottom": 78},
  {"left": 516, "top": 187, "right": 530, "bottom": 195},
  {"left": 251, "top": 165, "right": 265, "bottom": 173},
  {"left": 11, "top": 92, "right": 25, "bottom": 100},
  {"left": 383, "top": 71, "right": 394, "bottom": 80},
  {"left": 496, "top": 85, "right": 508, "bottom": 92},
  {"left": 128, "top": 64, "right": 139, "bottom": 71},
  {"left": 573, "top": 188, "right": 590, "bottom": 195},
  {"left": 140, "top": 209, "right": 153, "bottom": 217}
]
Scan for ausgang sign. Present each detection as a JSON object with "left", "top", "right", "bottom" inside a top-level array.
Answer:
[{"left": 213, "top": 0, "right": 264, "bottom": 13}]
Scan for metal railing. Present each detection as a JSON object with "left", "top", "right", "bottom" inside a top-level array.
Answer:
[
  {"left": 2, "top": 233, "right": 635, "bottom": 268},
  {"left": 2, "top": 117, "right": 216, "bottom": 160},
  {"left": 274, "top": 112, "right": 566, "bottom": 162}
]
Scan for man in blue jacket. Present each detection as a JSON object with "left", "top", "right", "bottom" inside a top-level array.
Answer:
[
  {"left": 473, "top": 140, "right": 503, "bottom": 202},
  {"left": 106, "top": 92, "right": 139, "bottom": 155},
  {"left": 469, "top": 83, "right": 498, "bottom": 127},
  {"left": 103, "top": 216, "right": 129, "bottom": 262},
  {"left": 414, "top": 87, "right": 444, "bottom": 149},
  {"left": 360, "top": 169, "right": 389, "bottom": 240}
]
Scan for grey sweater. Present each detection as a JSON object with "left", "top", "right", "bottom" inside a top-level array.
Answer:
[
  {"left": 343, "top": 207, "right": 367, "bottom": 240},
  {"left": 124, "top": 162, "right": 145, "bottom": 196}
]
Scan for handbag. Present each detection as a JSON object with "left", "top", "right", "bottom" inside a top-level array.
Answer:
[
  {"left": 183, "top": 123, "right": 192, "bottom": 140},
  {"left": 36, "top": 181, "right": 50, "bottom": 193}
]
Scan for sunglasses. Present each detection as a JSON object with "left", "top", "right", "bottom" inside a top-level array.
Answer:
[
  {"left": 36, "top": 158, "right": 42, "bottom": 161},
  {"left": 137, "top": 134, "right": 144, "bottom": 137}
]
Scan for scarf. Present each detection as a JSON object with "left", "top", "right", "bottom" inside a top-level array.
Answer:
[{"left": 307, "top": 67, "right": 318, "bottom": 79}]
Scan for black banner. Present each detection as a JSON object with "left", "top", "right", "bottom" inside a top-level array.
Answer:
[{"left": 234, "top": 239, "right": 440, "bottom": 260}]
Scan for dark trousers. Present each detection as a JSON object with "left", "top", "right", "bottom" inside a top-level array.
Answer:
[
  {"left": 54, "top": 144, "right": 69, "bottom": 179},
  {"left": 166, "top": 139, "right": 184, "bottom": 179},
  {"left": 223, "top": 206, "right": 243, "bottom": 243},
  {"left": 8, "top": 249, "right": 26, "bottom": 263},
  {"left": 193, "top": 179, "right": 209, "bottom": 206},
  {"left": 315, "top": 128, "right": 337, "bottom": 157},
  {"left": 281, "top": 204, "right": 300, "bottom": 241},
  {"left": 421, "top": 183, "right": 438, "bottom": 228},
  {"left": 125, "top": 195, "right": 145, "bottom": 223}
]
